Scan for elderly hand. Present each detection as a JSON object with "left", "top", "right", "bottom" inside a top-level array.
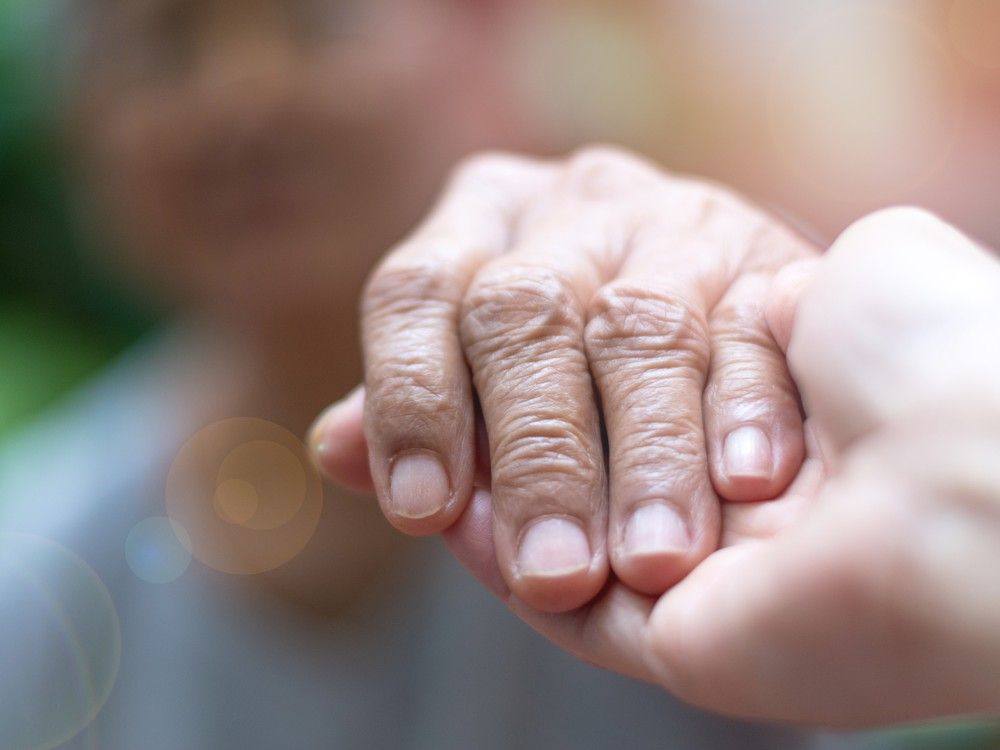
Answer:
[
  {"left": 447, "top": 207, "right": 1000, "bottom": 727},
  {"left": 311, "top": 147, "right": 817, "bottom": 612},
  {"left": 315, "top": 196, "right": 1000, "bottom": 726}
]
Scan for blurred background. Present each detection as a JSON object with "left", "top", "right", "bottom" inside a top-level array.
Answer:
[
  {"left": 2, "top": 0, "right": 999, "bottom": 438},
  {"left": 0, "top": 0, "right": 998, "bottom": 747}
]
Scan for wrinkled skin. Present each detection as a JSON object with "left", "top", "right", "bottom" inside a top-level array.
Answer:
[
  {"left": 315, "top": 147, "right": 817, "bottom": 612},
  {"left": 313, "top": 148, "right": 1000, "bottom": 727}
]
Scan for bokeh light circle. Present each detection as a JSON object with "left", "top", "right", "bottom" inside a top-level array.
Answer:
[
  {"left": 214, "top": 479, "right": 259, "bottom": 525},
  {"left": 125, "top": 517, "right": 193, "bottom": 584},
  {"left": 165, "top": 418, "right": 323, "bottom": 575},
  {"left": 0, "top": 533, "right": 121, "bottom": 750}
]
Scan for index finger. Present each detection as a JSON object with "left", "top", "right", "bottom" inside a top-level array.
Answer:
[{"left": 361, "top": 154, "right": 555, "bottom": 535}]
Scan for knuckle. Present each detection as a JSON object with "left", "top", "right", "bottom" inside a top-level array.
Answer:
[
  {"left": 363, "top": 253, "right": 460, "bottom": 323},
  {"left": 367, "top": 362, "right": 462, "bottom": 434},
  {"left": 491, "top": 412, "right": 600, "bottom": 496},
  {"left": 461, "top": 266, "right": 583, "bottom": 356},
  {"left": 651, "top": 178, "right": 772, "bottom": 244},
  {"left": 710, "top": 301, "right": 787, "bottom": 369},
  {"left": 613, "top": 418, "right": 705, "bottom": 488},
  {"left": 669, "top": 179, "right": 740, "bottom": 224},
  {"left": 706, "top": 363, "right": 791, "bottom": 411},
  {"left": 562, "top": 145, "right": 658, "bottom": 200},
  {"left": 585, "top": 282, "right": 710, "bottom": 374},
  {"left": 450, "top": 151, "right": 536, "bottom": 192}
]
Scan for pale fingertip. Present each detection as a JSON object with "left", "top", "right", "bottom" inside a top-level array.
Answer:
[
  {"left": 517, "top": 517, "right": 592, "bottom": 579},
  {"left": 767, "top": 259, "right": 821, "bottom": 353},
  {"left": 614, "top": 503, "right": 694, "bottom": 596},
  {"left": 389, "top": 451, "right": 452, "bottom": 521},
  {"left": 308, "top": 386, "right": 365, "bottom": 453},
  {"left": 623, "top": 503, "right": 689, "bottom": 559},
  {"left": 723, "top": 426, "right": 774, "bottom": 482},
  {"left": 310, "top": 438, "right": 334, "bottom": 474},
  {"left": 307, "top": 409, "right": 333, "bottom": 457},
  {"left": 511, "top": 516, "right": 605, "bottom": 612}
]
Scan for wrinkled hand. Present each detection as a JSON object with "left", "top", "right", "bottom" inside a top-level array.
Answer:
[
  {"left": 316, "top": 204, "right": 1000, "bottom": 727},
  {"left": 450, "top": 207, "right": 1000, "bottom": 727},
  {"left": 312, "top": 147, "right": 817, "bottom": 612}
]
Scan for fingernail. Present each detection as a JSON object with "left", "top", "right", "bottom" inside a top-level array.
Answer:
[
  {"left": 623, "top": 503, "right": 689, "bottom": 558},
  {"left": 518, "top": 518, "right": 591, "bottom": 578},
  {"left": 308, "top": 411, "right": 333, "bottom": 453},
  {"left": 389, "top": 452, "right": 450, "bottom": 519},
  {"left": 308, "top": 410, "right": 343, "bottom": 469},
  {"left": 308, "top": 397, "right": 352, "bottom": 452},
  {"left": 723, "top": 426, "right": 773, "bottom": 480}
]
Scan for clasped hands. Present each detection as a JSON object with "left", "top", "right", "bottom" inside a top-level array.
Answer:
[{"left": 311, "top": 148, "right": 1000, "bottom": 727}]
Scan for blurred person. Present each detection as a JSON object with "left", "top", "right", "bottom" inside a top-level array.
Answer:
[{"left": 0, "top": 1, "right": 806, "bottom": 749}]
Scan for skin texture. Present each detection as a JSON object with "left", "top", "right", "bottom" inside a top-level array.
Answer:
[
  {"left": 316, "top": 203, "right": 1000, "bottom": 726},
  {"left": 314, "top": 147, "right": 818, "bottom": 612}
]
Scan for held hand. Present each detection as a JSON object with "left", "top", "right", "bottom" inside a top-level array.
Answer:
[
  {"left": 312, "top": 147, "right": 817, "bottom": 612},
  {"left": 453, "top": 207, "right": 1000, "bottom": 726},
  {"left": 314, "top": 205, "right": 1000, "bottom": 726}
]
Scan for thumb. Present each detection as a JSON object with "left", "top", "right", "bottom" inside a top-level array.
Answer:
[
  {"left": 787, "top": 206, "right": 1000, "bottom": 452},
  {"left": 309, "top": 386, "right": 375, "bottom": 494},
  {"left": 765, "top": 258, "right": 821, "bottom": 354}
]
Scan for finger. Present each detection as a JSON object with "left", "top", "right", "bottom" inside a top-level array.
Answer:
[
  {"left": 765, "top": 259, "right": 821, "bottom": 354},
  {"left": 443, "top": 488, "right": 659, "bottom": 684},
  {"left": 704, "top": 272, "right": 805, "bottom": 503},
  {"left": 586, "top": 268, "right": 719, "bottom": 596},
  {"left": 645, "top": 535, "right": 817, "bottom": 722},
  {"left": 362, "top": 154, "right": 554, "bottom": 535},
  {"left": 461, "top": 148, "right": 662, "bottom": 612},
  {"left": 588, "top": 191, "right": 813, "bottom": 594},
  {"left": 646, "top": 451, "right": 984, "bottom": 726},
  {"left": 462, "top": 245, "right": 609, "bottom": 613},
  {"left": 309, "top": 385, "right": 374, "bottom": 494},
  {"left": 587, "top": 197, "right": 764, "bottom": 597},
  {"left": 702, "top": 218, "right": 818, "bottom": 503}
]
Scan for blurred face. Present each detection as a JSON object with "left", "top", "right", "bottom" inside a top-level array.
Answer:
[{"left": 74, "top": 0, "right": 531, "bottom": 323}]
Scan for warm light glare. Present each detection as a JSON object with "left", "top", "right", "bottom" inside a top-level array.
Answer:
[
  {"left": 0, "top": 534, "right": 121, "bottom": 750},
  {"left": 165, "top": 418, "right": 324, "bottom": 575}
]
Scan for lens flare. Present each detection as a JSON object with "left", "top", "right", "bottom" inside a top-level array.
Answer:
[
  {"left": 0, "top": 534, "right": 121, "bottom": 750},
  {"left": 165, "top": 418, "right": 323, "bottom": 575},
  {"left": 125, "top": 517, "right": 193, "bottom": 584},
  {"left": 214, "top": 478, "right": 259, "bottom": 525}
]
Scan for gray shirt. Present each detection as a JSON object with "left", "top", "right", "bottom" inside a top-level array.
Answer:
[{"left": 0, "top": 340, "right": 811, "bottom": 750}]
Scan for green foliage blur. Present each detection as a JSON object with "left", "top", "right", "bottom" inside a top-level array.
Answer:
[{"left": 0, "top": 0, "right": 151, "bottom": 440}]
